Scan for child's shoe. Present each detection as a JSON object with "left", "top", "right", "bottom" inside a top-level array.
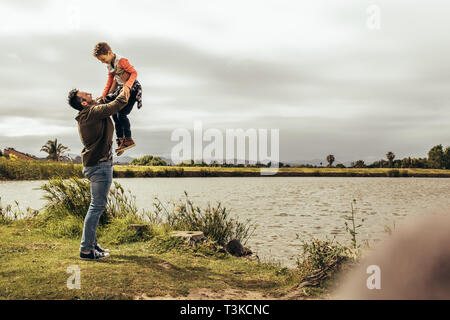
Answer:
[
  {"left": 116, "top": 137, "right": 136, "bottom": 156},
  {"left": 116, "top": 138, "right": 124, "bottom": 147},
  {"left": 115, "top": 138, "right": 124, "bottom": 153}
]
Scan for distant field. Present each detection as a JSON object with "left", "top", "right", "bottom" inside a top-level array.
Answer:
[
  {"left": 2, "top": 157, "right": 450, "bottom": 180},
  {"left": 114, "top": 165, "right": 450, "bottom": 178}
]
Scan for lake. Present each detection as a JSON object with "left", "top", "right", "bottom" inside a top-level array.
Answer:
[{"left": 1, "top": 177, "right": 450, "bottom": 267}]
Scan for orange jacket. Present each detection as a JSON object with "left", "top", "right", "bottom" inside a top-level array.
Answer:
[{"left": 102, "top": 55, "right": 138, "bottom": 97}]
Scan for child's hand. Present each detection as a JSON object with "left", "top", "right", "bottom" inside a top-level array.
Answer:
[
  {"left": 123, "top": 85, "right": 130, "bottom": 100},
  {"left": 96, "top": 96, "right": 106, "bottom": 103}
]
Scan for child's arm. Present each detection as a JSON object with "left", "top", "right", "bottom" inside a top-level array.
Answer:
[
  {"left": 118, "top": 58, "right": 137, "bottom": 89},
  {"left": 102, "top": 72, "right": 115, "bottom": 97},
  {"left": 108, "top": 79, "right": 118, "bottom": 94}
]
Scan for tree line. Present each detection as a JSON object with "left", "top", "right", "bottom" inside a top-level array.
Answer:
[
  {"left": 325, "top": 145, "right": 450, "bottom": 169},
  {"left": 3, "top": 139, "right": 450, "bottom": 170}
]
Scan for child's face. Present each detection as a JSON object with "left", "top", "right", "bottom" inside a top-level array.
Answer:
[{"left": 97, "top": 51, "right": 114, "bottom": 64}]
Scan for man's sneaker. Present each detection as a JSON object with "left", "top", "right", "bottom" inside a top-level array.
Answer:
[
  {"left": 116, "top": 137, "right": 136, "bottom": 156},
  {"left": 80, "top": 249, "right": 109, "bottom": 261},
  {"left": 95, "top": 244, "right": 110, "bottom": 253}
]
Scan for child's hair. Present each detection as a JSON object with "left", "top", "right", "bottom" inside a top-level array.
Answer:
[{"left": 93, "top": 42, "right": 112, "bottom": 57}]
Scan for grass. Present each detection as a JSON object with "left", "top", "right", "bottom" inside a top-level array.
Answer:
[
  {"left": 0, "top": 177, "right": 363, "bottom": 300},
  {"left": 0, "top": 219, "right": 308, "bottom": 300},
  {"left": 0, "top": 158, "right": 83, "bottom": 180},
  {"left": 2, "top": 157, "right": 450, "bottom": 181}
]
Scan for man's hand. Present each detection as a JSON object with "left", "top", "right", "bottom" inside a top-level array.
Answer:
[
  {"left": 96, "top": 96, "right": 106, "bottom": 103},
  {"left": 123, "top": 85, "right": 130, "bottom": 100},
  {"left": 119, "top": 88, "right": 130, "bottom": 101}
]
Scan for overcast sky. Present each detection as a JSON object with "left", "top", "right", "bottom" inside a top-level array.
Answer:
[{"left": 1, "top": 0, "right": 449, "bottom": 163}]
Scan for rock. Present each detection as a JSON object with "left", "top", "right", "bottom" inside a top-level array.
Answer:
[
  {"left": 225, "top": 239, "right": 253, "bottom": 257},
  {"left": 170, "top": 231, "right": 206, "bottom": 246}
]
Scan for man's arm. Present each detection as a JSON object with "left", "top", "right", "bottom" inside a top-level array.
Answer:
[{"left": 88, "top": 91, "right": 128, "bottom": 120}]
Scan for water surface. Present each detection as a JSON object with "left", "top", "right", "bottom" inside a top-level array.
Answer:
[{"left": 1, "top": 177, "right": 449, "bottom": 267}]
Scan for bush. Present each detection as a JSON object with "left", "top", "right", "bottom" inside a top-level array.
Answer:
[
  {"left": 101, "top": 217, "right": 156, "bottom": 245},
  {"left": 153, "top": 192, "right": 256, "bottom": 246},
  {"left": 296, "top": 239, "right": 349, "bottom": 276},
  {"left": 0, "top": 197, "right": 39, "bottom": 224},
  {"left": 38, "top": 178, "right": 150, "bottom": 241},
  {"left": 40, "top": 177, "right": 92, "bottom": 221},
  {"left": 40, "top": 213, "right": 84, "bottom": 239},
  {"left": 28, "top": 178, "right": 257, "bottom": 248},
  {"left": 40, "top": 178, "right": 141, "bottom": 226},
  {"left": 130, "top": 155, "right": 167, "bottom": 166}
]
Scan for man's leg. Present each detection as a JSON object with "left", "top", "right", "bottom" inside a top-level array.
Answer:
[{"left": 80, "top": 163, "right": 113, "bottom": 254}]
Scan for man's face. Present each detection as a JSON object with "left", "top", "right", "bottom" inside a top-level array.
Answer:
[{"left": 77, "top": 91, "right": 94, "bottom": 107}]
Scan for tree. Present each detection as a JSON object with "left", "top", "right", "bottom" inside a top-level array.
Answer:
[
  {"left": 40, "top": 138, "right": 69, "bottom": 161},
  {"left": 444, "top": 147, "right": 450, "bottom": 169},
  {"left": 351, "top": 160, "right": 366, "bottom": 168},
  {"left": 411, "top": 157, "right": 427, "bottom": 168},
  {"left": 369, "top": 159, "right": 388, "bottom": 168},
  {"left": 401, "top": 157, "right": 412, "bottom": 168},
  {"left": 428, "top": 145, "right": 444, "bottom": 169},
  {"left": 130, "top": 155, "right": 167, "bottom": 166},
  {"left": 326, "top": 154, "right": 335, "bottom": 167},
  {"left": 386, "top": 152, "right": 395, "bottom": 167}
]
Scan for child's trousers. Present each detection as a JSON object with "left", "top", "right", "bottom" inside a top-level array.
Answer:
[{"left": 105, "top": 80, "right": 142, "bottom": 138}]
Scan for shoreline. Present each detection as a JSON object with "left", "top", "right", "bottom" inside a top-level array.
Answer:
[
  {"left": 114, "top": 167, "right": 450, "bottom": 178},
  {"left": 2, "top": 158, "right": 450, "bottom": 180}
]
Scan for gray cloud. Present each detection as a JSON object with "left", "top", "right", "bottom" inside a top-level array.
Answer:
[{"left": 1, "top": 1, "right": 450, "bottom": 163}]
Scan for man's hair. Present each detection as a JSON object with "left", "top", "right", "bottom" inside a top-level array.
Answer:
[
  {"left": 68, "top": 89, "right": 83, "bottom": 111},
  {"left": 93, "top": 42, "right": 112, "bottom": 57}
]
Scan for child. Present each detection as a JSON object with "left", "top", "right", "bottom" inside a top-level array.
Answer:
[{"left": 93, "top": 42, "right": 142, "bottom": 156}]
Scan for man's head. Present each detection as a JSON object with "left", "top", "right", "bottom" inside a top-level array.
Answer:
[
  {"left": 67, "top": 89, "right": 95, "bottom": 111},
  {"left": 93, "top": 42, "right": 115, "bottom": 64}
]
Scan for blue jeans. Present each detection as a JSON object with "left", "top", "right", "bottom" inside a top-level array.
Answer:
[{"left": 80, "top": 161, "right": 113, "bottom": 252}]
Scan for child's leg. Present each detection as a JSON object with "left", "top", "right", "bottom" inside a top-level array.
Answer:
[
  {"left": 118, "top": 108, "right": 133, "bottom": 138},
  {"left": 118, "top": 89, "right": 137, "bottom": 138},
  {"left": 112, "top": 113, "right": 124, "bottom": 138},
  {"left": 115, "top": 93, "right": 137, "bottom": 155}
]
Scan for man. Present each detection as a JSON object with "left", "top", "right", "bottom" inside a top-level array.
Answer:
[{"left": 67, "top": 88, "right": 128, "bottom": 260}]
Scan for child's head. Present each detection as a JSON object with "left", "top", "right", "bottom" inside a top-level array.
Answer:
[{"left": 93, "top": 42, "right": 114, "bottom": 64}]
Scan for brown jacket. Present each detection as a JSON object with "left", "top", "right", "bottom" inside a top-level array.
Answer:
[{"left": 75, "top": 93, "right": 128, "bottom": 167}]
